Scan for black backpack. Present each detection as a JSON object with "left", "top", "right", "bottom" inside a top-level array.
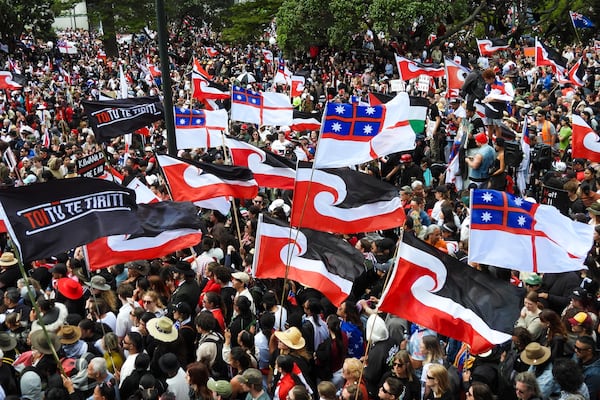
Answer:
[
  {"left": 204, "top": 334, "right": 230, "bottom": 380},
  {"left": 504, "top": 140, "right": 524, "bottom": 168}
]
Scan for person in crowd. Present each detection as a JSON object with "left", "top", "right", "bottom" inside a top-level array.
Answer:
[
  {"left": 465, "top": 132, "right": 496, "bottom": 188},
  {"left": 574, "top": 335, "right": 600, "bottom": 400},
  {"left": 379, "top": 350, "right": 420, "bottom": 400},
  {"left": 424, "top": 364, "right": 453, "bottom": 400},
  {"left": 186, "top": 362, "right": 212, "bottom": 400},
  {"left": 520, "top": 343, "right": 554, "bottom": 399},
  {"left": 514, "top": 371, "right": 543, "bottom": 400},
  {"left": 515, "top": 291, "right": 545, "bottom": 342}
]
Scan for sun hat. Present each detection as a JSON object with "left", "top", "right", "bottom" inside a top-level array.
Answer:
[
  {"left": 147, "top": 317, "right": 178, "bottom": 342},
  {"left": 274, "top": 327, "right": 306, "bottom": 350},
  {"left": 56, "top": 278, "right": 83, "bottom": 300},
  {"left": 30, "top": 329, "right": 61, "bottom": 355},
  {"left": 0, "top": 332, "right": 17, "bottom": 351},
  {"left": 0, "top": 252, "right": 18, "bottom": 267},
  {"left": 57, "top": 325, "right": 82, "bottom": 345},
  {"left": 520, "top": 342, "right": 551, "bottom": 365},
  {"left": 208, "top": 380, "right": 233, "bottom": 397},
  {"left": 158, "top": 352, "right": 180, "bottom": 374},
  {"left": 239, "top": 368, "right": 262, "bottom": 385},
  {"left": 516, "top": 100, "right": 526, "bottom": 108},
  {"left": 85, "top": 275, "right": 111, "bottom": 291},
  {"left": 568, "top": 311, "right": 593, "bottom": 327},
  {"left": 231, "top": 271, "right": 250, "bottom": 284},
  {"left": 524, "top": 274, "right": 542, "bottom": 286}
]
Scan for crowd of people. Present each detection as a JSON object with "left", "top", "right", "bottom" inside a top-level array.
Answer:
[{"left": 0, "top": 15, "right": 600, "bottom": 400}]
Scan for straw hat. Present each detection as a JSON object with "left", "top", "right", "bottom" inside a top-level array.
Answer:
[
  {"left": 0, "top": 252, "right": 18, "bottom": 267},
  {"left": 274, "top": 327, "right": 306, "bottom": 350},
  {"left": 147, "top": 317, "right": 178, "bottom": 342},
  {"left": 520, "top": 343, "right": 551, "bottom": 365},
  {"left": 57, "top": 325, "right": 82, "bottom": 345}
]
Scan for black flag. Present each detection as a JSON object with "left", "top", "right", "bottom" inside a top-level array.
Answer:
[
  {"left": 82, "top": 96, "right": 164, "bottom": 142},
  {"left": 0, "top": 178, "right": 140, "bottom": 262}
]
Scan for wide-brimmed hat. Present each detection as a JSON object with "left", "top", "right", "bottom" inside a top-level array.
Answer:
[
  {"left": 173, "top": 261, "right": 194, "bottom": 276},
  {"left": 274, "top": 327, "right": 306, "bottom": 350},
  {"left": 520, "top": 342, "right": 551, "bottom": 365},
  {"left": 587, "top": 202, "right": 600, "bottom": 215},
  {"left": 158, "top": 352, "right": 179, "bottom": 374},
  {"left": 0, "top": 332, "right": 17, "bottom": 351},
  {"left": 30, "top": 329, "right": 61, "bottom": 355},
  {"left": 85, "top": 275, "right": 110, "bottom": 291},
  {"left": 56, "top": 278, "right": 83, "bottom": 300},
  {"left": 57, "top": 325, "right": 82, "bottom": 344},
  {"left": 208, "top": 380, "right": 233, "bottom": 397},
  {"left": 147, "top": 316, "right": 178, "bottom": 342},
  {"left": 0, "top": 252, "right": 18, "bottom": 267},
  {"left": 125, "top": 260, "right": 150, "bottom": 276},
  {"left": 524, "top": 274, "right": 542, "bottom": 286}
]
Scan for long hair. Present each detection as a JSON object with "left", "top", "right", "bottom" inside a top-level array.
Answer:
[
  {"left": 539, "top": 309, "right": 567, "bottom": 341},
  {"left": 422, "top": 335, "right": 445, "bottom": 363},
  {"left": 186, "top": 362, "right": 212, "bottom": 399},
  {"left": 428, "top": 364, "right": 450, "bottom": 396}
]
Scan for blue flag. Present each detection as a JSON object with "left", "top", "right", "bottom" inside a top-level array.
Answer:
[{"left": 570, "top": 11, "right": 595, "bottom": 28}]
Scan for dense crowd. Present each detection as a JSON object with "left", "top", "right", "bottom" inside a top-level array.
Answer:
[{"left": 1, "top": 18, "right": 600, "bottom": 400}]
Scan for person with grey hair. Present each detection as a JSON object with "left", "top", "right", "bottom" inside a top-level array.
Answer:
[
  {"left": 514, "top": 371, "right": 542, "bottom": 400},
  {"left": 64, "top": 356, "right": 119, "bottom": 400}
]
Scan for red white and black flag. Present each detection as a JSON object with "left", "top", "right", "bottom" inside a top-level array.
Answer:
[
  {"left": 82, "top": 97, "right": 165, "bottom": 143},
  {"left": 86, "top": 201, "right": 204, "bottom": 271},
  {"left": 253, "top": 214, "right": 365, "bottom": 306},
  {"left": 0, "top": 178, "right": 140, "bottom": 263},
  {"left": 226, "top": 137, "right": 296, "bottom": 190},
  {"left": 290, "top": 110, "right": 322, "bottom": 132},
  {"left": 290, "top": 162, "right": 405, "bottom": 234},
  {"left": 476, "top": 38, "right": 510, "bottom": 56},
  {"left": 535, "top": 39, "right": 567, "bottom": 76},
  {"left": 378, "top": 233, "right": 520, "bottom": 354},
  {"left": 394, "top": 55, "right": 445, "bottom": 81},
  {"left": 157, "top": 154, "right": 258, "bottom": 201}
]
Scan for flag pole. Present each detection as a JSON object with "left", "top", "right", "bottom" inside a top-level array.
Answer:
[
  {"left": 353, "top": 231, "right": 403, "bottom": 400},
  {"left": 221, "top": 131, "right": 244, "bottom": 249},
  {"left": 12, "top": 246, "right": 66, "bottom": 375},
  {"left": 569, "top": 11, "right": 583, "bottom": 44}
]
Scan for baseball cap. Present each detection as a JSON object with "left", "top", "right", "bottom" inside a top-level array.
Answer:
[
  {"left": 208, "top": 380, "right": 232, "bottom": 397},
  {"left": 240, "top": 368, "right": 262, "bottom": 385}
]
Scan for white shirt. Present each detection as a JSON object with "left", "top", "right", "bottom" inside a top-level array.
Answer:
[
  {"left": 118, "top": 352, "right": 139, "bottom": 387},
  {"left": 116, "top": 301, "right": 134, "bottom": 339},
  {"left": 166, "top": 368, "right": 190, "bottom": 400}
]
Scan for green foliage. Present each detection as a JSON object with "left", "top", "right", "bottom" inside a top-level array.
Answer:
[
  {"left": 0, "top": 0, "right": 59, "bottom": 44},
  {"left": 276, "top": 0, "right": 331, "bottom": 54},
  {"left": 327, "top": 0, "right": 369, "bottom": 49},
  {"left": 221, "top": 0, "right": 282, "bottom": 43}
]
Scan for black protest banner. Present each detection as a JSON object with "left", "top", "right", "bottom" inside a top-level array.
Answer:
[
  {"left": 76, "top": 151, "right": 105, "bottom": 178},
  {"left": 82, "top": 97, "right": 164, "bottom": 142},
  {"left": 0, "top": 178, "right": 140, "bottom": 262}
]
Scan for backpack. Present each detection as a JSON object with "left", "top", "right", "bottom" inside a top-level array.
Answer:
[
  {"left": 504, "top": 140, "right": 524, "bottom": 168},
  {"left": 204, "top": 334, "right": 229, "bottom": 380}
]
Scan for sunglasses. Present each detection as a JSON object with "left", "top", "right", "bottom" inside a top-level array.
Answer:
[
  {"left": 380, "top": 387, "right": 391, "bottom": 395},
  {"left": 393, "top": 362, "right": 404, "bottom": 367},
  {"left": 574, "top": 345, "right": 591, "bottom": 352}
]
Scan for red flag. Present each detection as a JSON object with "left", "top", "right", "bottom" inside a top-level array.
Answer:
[
  {"left": 226, "top": 137, "right": 296, "bottom": 190},
  {"left": 394, "top": 55, "right": 444, "bottom": 81},
  {"left": 0, "top": 71, "right": 22, "bottom": 90},
  {"left": 204, "top": 46, "right": 219, "bottom": 57},
  {"left": 445, "top": 58, "right": 470, "bottom": 99},
  {"left": 193, "top": 57, "right": 213, "bottom": 80},
  {"left": 572, "top": 114, "right": 600, "bottom": 162},
  {"left": 290, "top": 75, "right": 305, "bottom": 98},
  {"left": 253, "top": 214, "right": 365, "bottom": 306},
  {"left": 476, "top": 38, "right": 510, "bottom": 56},
  {"left": 378, "top": 233, "right": 520, "bottom": 354},
  {"left": 157, "top": 154, "right": 258, "bottom": 201},
  {"left": 290, "top": 162, "right": 405, "bottom": 234},
  {"left": 191, "top": 72, "right": 229, "bottom": 101},
  {"left": 290, "top": 110, "right": 322, "bottom": 132},
  {"left": 535, "top": 39, "right": 567, "bottom": 76},
  {"left": 85, "top": 201, "right": 203, "bottom": 271}
]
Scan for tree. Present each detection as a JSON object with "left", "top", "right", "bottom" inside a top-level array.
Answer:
[
  {"left": 221, "top": 0, "right": 283, "bottom": 43},
  {"left": 0, "top": 0, "right": 62, "bottom": 48}
]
